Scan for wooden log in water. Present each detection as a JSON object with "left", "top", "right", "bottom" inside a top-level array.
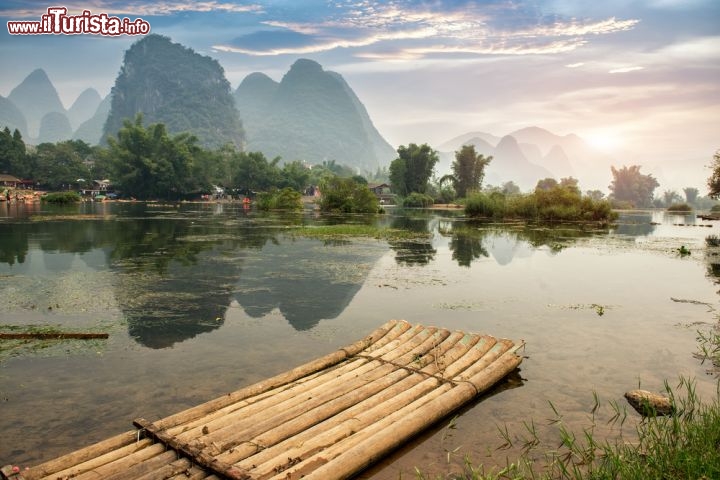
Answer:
[{"left": 0, "top": 332, "right": 108, "bottom": 340}]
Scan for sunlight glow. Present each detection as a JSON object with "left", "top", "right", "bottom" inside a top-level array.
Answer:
[{"left": 584, "top": 130, "right": 625, "bottom": 152}]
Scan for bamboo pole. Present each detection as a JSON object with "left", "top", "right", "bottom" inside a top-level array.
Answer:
[
  {"left": 102, "top": 450, "right": 177, "bottom": 480},
  {"left": 173, "top": 323, "right": 431, "bottom": 445},
  {"left": 133, "top": 458, "right": 194, "bottom": 480},
  {"left": 71, "top": 443, "right": 167, "bottom": 480},
  {"left": 21, "top": 430, "right": 139, "bottom": 480},
  {"left": 294, "top": 349, "right": 523, "bottom": 480},
  {"left": 35, "top": 437, "right": 154, "bottom": 480},
  {"left": 134, "top": 418, "right": 250, "bottom": 480},
  {"left": 221, "top": 329, "right": 488, "bottom": 468},
  {"left": 152, "top": 319, "right": 405, "bottom": 432}
]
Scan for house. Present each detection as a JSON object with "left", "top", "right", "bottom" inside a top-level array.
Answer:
[
  {"left": 0, "top": 174, "right": 21, "bottom": 188},
  {"left": 368, "top": 183, "right": 396, "bottom": 205}
]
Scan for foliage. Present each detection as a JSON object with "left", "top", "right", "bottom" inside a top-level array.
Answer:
[
  {"left": 667, "top": 203, "right": 692, "bottom": 212},
  {"left": 444, "top": 145, "right": 492, "bottom": 198},
  {"left": 465, "top": 182, "right": 617, "bottom": 222},
  {"left": 230, "top": 150, "right": 282, "bottom": 193},
  {"left": 104, "top": 34, "right": 244, "bottom": 149},
  {"left": 107, "top": 114, "right": 209, "bottom": 200},
  {"left": 416, "top": 378, "right": 720, "bottom": 480},
  {"left": 684, "top": 187, "right": 699, "bottom": 204},
  {"left": 465, "top": 192, "right": 507, "bottom": 218},
  {"left": 403, "top": 192, "right": 435, "bottom": 208},
  {"left": 280, "top": 161, "right": 311, "bottom": 191},
  {"left": 585, "top": 189, "right": 605, "bottom": 201},
  {"left": 31, "top": 140, "right": 94, "bottom": 190},
  {"left": 502, "top": 181, "right": 521, "bottom": 196},
  {"left": 609, "top": 165, "right": 659, "bottom": 208},
  {"left": 0, "top": 127, "right": 28, "bottom": 177},
  {"left": 42, "top": 191, "right": 81, "bottom": 203},
  {"left": 708, "top": 150, "right": 720, "bottom": 199},
  {"left": 389, "top": 143, "right": 439, "bottom": 196},
  {"left": 255, "top": 187, "right": 303, "bottom": 211},
  {"left": 318, "top": 175, "right": 379, "bottom": 213}
]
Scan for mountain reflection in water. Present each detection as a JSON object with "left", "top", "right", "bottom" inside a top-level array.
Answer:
[{"left": 2, "top": 203, "right": 711, "bottom": 351}]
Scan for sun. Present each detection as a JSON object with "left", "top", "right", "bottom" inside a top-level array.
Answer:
[{"left": 584, "top": 130, "right": 624, "bottom": 152}]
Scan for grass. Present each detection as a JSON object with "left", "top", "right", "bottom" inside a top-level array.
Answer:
[{"left": 415, "top": 377, "right": 720, "bottom": 480}]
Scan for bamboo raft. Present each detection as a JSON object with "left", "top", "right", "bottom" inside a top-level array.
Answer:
[{"left": 8, "top": 320, "right": 524, "bottom": 480}]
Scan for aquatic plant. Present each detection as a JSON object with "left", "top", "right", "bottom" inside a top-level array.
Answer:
[{"left": 415, "top": 378, "right": 720, "bottom": 480}]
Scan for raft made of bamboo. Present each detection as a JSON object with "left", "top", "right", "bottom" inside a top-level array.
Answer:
[{"left": 13, "top": 319, "right": 524, "bottom": 480}]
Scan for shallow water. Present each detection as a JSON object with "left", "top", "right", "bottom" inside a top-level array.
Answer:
[{"left": 1, "top": 202, "right": 718, "bottom": 477}]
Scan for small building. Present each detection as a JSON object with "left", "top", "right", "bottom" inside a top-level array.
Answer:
[
  {"left": 0, "top": 174, "right": 21, "bottom": 188},
  {"left": 368, "top": 183, "right": 396, "bottom": 205}
]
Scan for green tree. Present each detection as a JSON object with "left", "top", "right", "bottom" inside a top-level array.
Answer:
[
  {"left": 279, "top": 161, "right": 310, "bottom": 192},
  {"left": 609, "top": 165, "right": 659, "bottom": 208},
  {"left": 585, "top": 190, "right": 605, "bottom": 201},
  {"left": 319, "top": 176, "right": 378, "bottom": 213},
  {"left": 389, "top": 143, "right": 438, "bottom": 196},
  {"left": 31, "top": 140, "right": 92, "bottom": 190},
  {"left": 536, "top": 178, "right": 559, "bottom": 191},
  {"left": 0, "top": 127, "right": 29, "bottom": 177},
  {"left": 107, "top": 114, "right": 206, "bottom": 199},
  {"left": 708, "top": 150, "right": 720, "bottom": 198},
  {"left": 230, "top": 151, "right": 281, "bottom": 193},
  {"left": 449, "top": 145, "right": 492, "bottom": 198}
]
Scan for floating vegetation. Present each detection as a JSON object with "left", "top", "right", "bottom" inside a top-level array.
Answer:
[
  {"left": 433, "top": 301, "right": 484, "bottom": 311},
  {"left": 29, "top": 214, "right": 117, "bottom": 222},
  {"left": 551, "top": 303, "right": 611, "bottom": 316},
  {"left": 291, "top": 224, "right": 431, "bottom": 242}
]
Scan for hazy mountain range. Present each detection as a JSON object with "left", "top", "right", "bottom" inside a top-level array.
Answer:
[
  {"left": 0, "top": 35, "right": 616, "bottom": 191},
  {"left": 437, "top": 126, "right": 614, "bottom": 191}
]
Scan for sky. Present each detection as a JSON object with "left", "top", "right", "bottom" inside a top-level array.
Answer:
[{"left": 1, "top": 0, "right": 718, "bottom": 193}]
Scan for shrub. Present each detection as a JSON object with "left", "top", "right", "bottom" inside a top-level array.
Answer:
[
  {"left": 668, "top": 203, "right": 692, "bottom": 212},
  {"left": 402, "top": 192, "right": 434, "bottom": 208},
  {"left": 42, "top": 191, "right": 81, "bottom": 204},
  {"left": 255, "top": 187, "right": 303, "bottom": 211},
  {"left": 465, "top": 184, "right": 617, "bottom": 222},
  {"left": 465, "top": 192, "right": 506, "bottom": 218},
  {"left": 319, "top": 176, "right": 379, "bottom": 214}
]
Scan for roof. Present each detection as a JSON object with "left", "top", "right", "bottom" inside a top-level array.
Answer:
[{"left": 0, "top": 174, "right": 21, "bottom": 182}]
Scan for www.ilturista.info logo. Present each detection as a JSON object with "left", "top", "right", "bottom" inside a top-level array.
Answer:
[{"left": 7, "top": 7, "right": 150, "bottom": 35}]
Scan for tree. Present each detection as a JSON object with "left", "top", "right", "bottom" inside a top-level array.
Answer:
[
  {"left": 230, "top": 151, "right": 281, "bottom": 193},
  {"left": 389, "top": 143, "right": 438, "bottom": 196},
  {"left": 318, "top": 176, "right": 378, "bottom": 213},
  {"left": 0, "top": 127, "right": 29, "bottom": 177},
  {"left": 662, "top": 190, "right": 682, "bottom": 206},
  {"left": 107, "top": 114, "right": 206, "bottom": 199},
  {"left": 502, "top": 181, "right": 521, "bottom": 195},
  {"left": 447, "top": 145, "right": 492, "bottom": 198},
  {"left": 585, "top": 190, "right": 605, "bottom": 201},
  {"left": 31, "top": 140, "right": 92, "bottom": 190},
  {"left": 683, "top": 187, "right": 699, "bottom": 204},
  {"left": 609, "top": 165, "right": 659, "bottom": 208},
  {"left": 535, "top": 178, "right": 558, "bottom": 191},
  {"left": 708, "top": 150, "right": 720, "bottom": 198}
]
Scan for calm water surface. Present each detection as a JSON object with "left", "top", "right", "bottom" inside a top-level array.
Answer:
[{"left": 1, "top": 202, "right": 718, "bottom": 478}]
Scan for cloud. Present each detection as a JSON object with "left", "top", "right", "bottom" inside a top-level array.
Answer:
[
  {"left": 609, "top": 65, "right": 644, "bottom": 73},
  {"left": 566, "top": 62, "right": 585, "bottom": 68},
  {"left": 214, "top": 2, "right": 639, "bottom": 59}
]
